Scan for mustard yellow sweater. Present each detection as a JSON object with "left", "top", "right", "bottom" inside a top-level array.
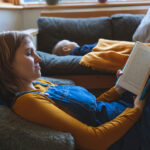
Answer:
[
  {"left": 12, "top": 79, "right": 141, "bottom": 150},
  {"left": 80, "top": 39, "right": 150, "bottom": 73}
]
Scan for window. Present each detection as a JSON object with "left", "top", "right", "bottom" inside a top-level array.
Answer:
[
  {"left": 19, "top": 0, "right": 133, "bottom": 5},
  {"left": 3, "top": 0, "right": 150, "bottom": 6},
  {"left": 20, "top": 0, "right": 45, "bottom": 4},
  {"left": 60, "top": 0, "right": 97, "bottom": 2},
  {"left": 21, "top": 0, "right": 97, "bottom": 4}
]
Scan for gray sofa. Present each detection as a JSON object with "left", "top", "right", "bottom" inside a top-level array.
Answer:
[
  {"left": 0, "top": 77, "right": 75, "bottom": 150},
  {"left": 0, "top": 13, "right": 146, "bottom": 150},
  {"left": 37, "top": 13, "right": 144, "bottom": 90}
]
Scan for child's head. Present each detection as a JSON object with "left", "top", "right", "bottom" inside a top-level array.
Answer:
[{"left": 52, "top": 40, "right": 79, "bottom": 56}]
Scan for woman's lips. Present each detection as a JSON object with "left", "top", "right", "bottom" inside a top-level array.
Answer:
[{"left": 35, "top": 65, "right": 41, "bottom": 70}]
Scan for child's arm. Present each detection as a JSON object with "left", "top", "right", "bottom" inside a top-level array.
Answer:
[{"left": 12, "top": 93, "right": 142, "bottom": 150}]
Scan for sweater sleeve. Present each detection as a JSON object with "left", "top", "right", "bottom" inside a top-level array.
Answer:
[
  {"left": 97, "top": 87, "right": 121, "bottom": 102},
  {"left": 12, "top": 93, "right": 141, "bottom": 150}
]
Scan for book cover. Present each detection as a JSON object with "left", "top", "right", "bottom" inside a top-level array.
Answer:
[{"left": 116, "top": 41, "right": 150, "bottom": 96}]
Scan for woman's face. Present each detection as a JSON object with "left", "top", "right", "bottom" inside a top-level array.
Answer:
[{"left": 12, "top": 38, "right": 42, "bottom": 82}]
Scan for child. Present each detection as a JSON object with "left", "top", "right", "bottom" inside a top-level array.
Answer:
[{"left": 52, "top": 39, "right": 97, "bottom": 56}]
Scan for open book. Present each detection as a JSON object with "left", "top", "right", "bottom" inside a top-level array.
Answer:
[{"left": 116, "top": 41, "right": 150, "bottom": 97}]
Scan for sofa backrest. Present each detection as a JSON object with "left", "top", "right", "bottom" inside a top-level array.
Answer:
[
  {"left": 37, "top": 16, "right": 112, "bottom": 53},
  {"left": 111, "top": 14, "right": 144, "bottom": 41},
  {"left": 37, "top": 14, "right": 144, "bottom": 53}
]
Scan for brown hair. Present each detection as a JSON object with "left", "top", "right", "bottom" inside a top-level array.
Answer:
[
  {"left": 52, "top": 40, "right": 65, "bottom": 56},
  {"left": 0, "top": 31, "right": 32, "bottom": 102}
]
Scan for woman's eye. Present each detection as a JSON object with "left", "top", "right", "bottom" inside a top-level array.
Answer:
[
  {"left": 26, "top": 49, "right": 34, "bottom": 56},
  {"left": 26, "top": 51, "right": 32, "bottom": 56}
]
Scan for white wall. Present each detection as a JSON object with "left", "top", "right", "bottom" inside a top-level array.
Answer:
[
  {"left": 0, "top": 9, "right": 44, "bottom": 31},
  {"left": 22, "top": 9, "right": 42, "bottom": 30},
  {"left": 0, "top": 6, "right": 125, "bottom": 31},
  {"left": 0, "top": 9, "right": 23, "bottom": 32}
]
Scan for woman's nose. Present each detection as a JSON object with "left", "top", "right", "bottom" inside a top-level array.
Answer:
[{"left": 34, "top": 53, "right": 42, "bottom": 62}]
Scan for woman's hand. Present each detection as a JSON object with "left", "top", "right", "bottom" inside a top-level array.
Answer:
[
  {"left": 133, "top": 77, "right": 150, "bottom": 112},
  {"left": 115, "top": 69, "right": 126, "bottom": 95},
  {"left": 133, "top": 95, "right": 146, "bottom": 112},
  {"left": 116, "top": 69, "right": 123, "bottom": 78}
]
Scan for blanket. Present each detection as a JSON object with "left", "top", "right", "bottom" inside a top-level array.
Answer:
[{"left": 80, "top": 39, "right": 150, "bottom": 73}]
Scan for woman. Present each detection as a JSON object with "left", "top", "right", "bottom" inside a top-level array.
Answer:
[{"left": 0, "top": 31, "right": 147, "bottom": 150}]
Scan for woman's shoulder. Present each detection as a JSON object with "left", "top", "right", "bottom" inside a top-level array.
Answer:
[
  {"left": 12, "top": 89, "right": 50, "bottom": 109},
  {"left": 12, "top": 91, "right": 54, "bottom": 117},
  {"left": 12, "top": 78, "right": 55, "bottom": 107}
]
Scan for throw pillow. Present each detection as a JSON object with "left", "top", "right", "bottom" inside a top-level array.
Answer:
[
  {"left": 0, "top": 105, "right": 75, "bottom": 150},
  {"left": 132, "top": 8, "right": 150, "bottom": 42}
]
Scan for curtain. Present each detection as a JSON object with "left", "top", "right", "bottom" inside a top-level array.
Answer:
[{"left": 3, "top": 0, "right": 20, "bottom": 5}]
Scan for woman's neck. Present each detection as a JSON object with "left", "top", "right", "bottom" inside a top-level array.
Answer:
[{"left": 18, "top": 80, "right": 36, "bottom": 92}]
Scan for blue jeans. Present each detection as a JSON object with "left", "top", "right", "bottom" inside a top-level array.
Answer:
[{"left": 46, "top": 85, "right": 130, "bottom": 126}]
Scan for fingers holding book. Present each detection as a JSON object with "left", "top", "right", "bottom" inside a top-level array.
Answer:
[
  {"left": 116, "top": 69, "right": 123, "bottom": 79},
  {"left": 115, "top": 69, "right": 126, "bottom": 95},
  {"left": 134, "top": 95, "right": 146, "bottom": 113}
]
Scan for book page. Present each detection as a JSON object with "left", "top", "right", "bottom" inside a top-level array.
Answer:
[{"left": 117, "top": 42, "right": 150, "bottom": 95}]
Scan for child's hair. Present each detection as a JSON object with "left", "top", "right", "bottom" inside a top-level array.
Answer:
[
  {"left": 52, "top": 41, "right": 63, "bottom": 56},
  {"left": 52, "top": 40, "right": 67, "bottom": 56},
  {"left": 52, "top": 39, "right": 78, "bottom": 56},
  {"left": 0, "top": 31, "right": 32, "bottom": 102}
]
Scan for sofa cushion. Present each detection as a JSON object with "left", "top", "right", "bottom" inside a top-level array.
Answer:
[
  {"left": 0, "top": 95, "right": 8, "bottom": 106},
  {"left": 37, "top": 17, "right": 112, "bottom": 53},
  {"left": 132, "top": 9, "right": 150, "bottom": 43},
  {"left": 0, "top": 105, "right": 75, "bottom": 150},
  {"left": 37, "top": 51, "right": 109, "bottom": 75},
  {"left": 40, "top": 76, "right": 75, "bottom": 85},
  {"left": 111, "top": 14, "right": 144, "bottom": 41}
]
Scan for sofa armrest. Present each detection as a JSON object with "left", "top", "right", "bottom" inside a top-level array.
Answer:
[
  {"left": 23, "top": 28, "right": 38, "bottom": 36},
  {"left": 22, "top": 28, "right": 38, "bottom": 48}
]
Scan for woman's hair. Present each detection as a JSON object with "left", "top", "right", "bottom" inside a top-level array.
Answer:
[{"left": 0, "top": 31, "right": 32, "bottom": 103}]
